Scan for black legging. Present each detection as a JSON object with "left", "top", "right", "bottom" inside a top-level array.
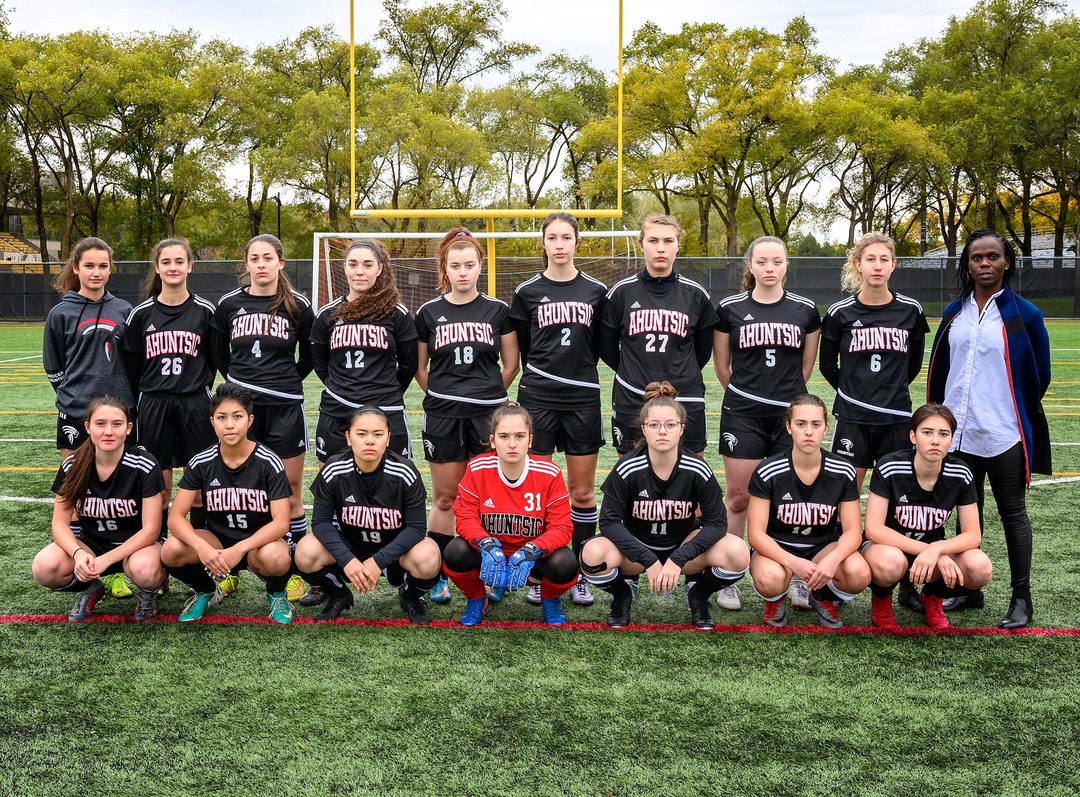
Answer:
[{"left": 956, "top": 442, "right": 1032, "bottom": 594}]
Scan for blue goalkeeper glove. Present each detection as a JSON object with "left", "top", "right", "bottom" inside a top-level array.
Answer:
[
  {"left": 506, "top": 543, "right": 543, "bottom": 591},
  {"left": 476, "top": 537, "right": 507, "bottom": 588}
]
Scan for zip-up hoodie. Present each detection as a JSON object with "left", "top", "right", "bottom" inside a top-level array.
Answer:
[{"left": 43, "top": 290, "right": 134, "bottom": 418}]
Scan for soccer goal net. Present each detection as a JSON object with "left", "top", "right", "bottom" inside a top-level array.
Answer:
[{"left": 311, "top": 229, "right": 643, "bottom": 311}]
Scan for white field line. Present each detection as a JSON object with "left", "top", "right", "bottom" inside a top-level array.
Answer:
[{"left": 0, "top": 355, "right": 41, "bottom": 364}]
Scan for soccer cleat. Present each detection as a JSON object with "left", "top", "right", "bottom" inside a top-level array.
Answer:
[
  {"left": 870, "top": 594, "right": 897, "bottom": 628},
  {"left": 285, "top": 574, "right": 306, "bottom": 602},
  {"left": 459, "top": 597, "right": 488, "bottom": 627},
  {"left": 685, "top": 585, "right": 715, "bottom": 630},
  {"left": 788, "top": 577, "right": 811, "bottom": 610},
  {"left": 68, "top": 579, "right": 105, "bottom": 622},
  {"left": 102, "top": 572, "right": 132, "bottom": 599},
  {"left": 217, "top": 574, "right": 240, "bottom": 598},
  {"left": 898, "top": 585, "right": 926, "bottom": 614},
  {"left": 400, "top": 589, "right": 433, "bottom": 626},
  {"left": 267, "top": 591, "right": 293, "bottom": 624},
  {"left": 570, "top": 576, "right": 595, "bottom": 606},
  {"left": 809, "top": 593, "right": 843, "bottom": 629},
  {"left": 540, "top": 597, "right": 567, "bottom": 626},
  {"left": 133, "top": 587, "right": 159, "bottom": 621},
  {"left": 157, "top": 577, "right": 171, "bottom": 597},
  {"left": 607, "top": 591, "right": 633, "bottom": 628},
  {"left": 429, "top": 575, "right": 452, "bottom": 605},
  {"left": 485, "top": 584, "right": 506, "bottom": 604},
  {"left": 922, "top": 594, "right": 949, "bottom": 630},
  {"left": 525, "top": 584, "right": 542, "bottom": 605},
  {"left": 178, "top": 586, "right": 223, "bottom": 622},
  {"left": 715, "top": 584, "right": 742, "bottom": 611},
  {"left": 763, "top": 598, "right": 788, "bottom": 628},
  {"left": 299, "top": 585, "right": 327, "bottom": 607},
  {"left": 943, "top": 590, "right": 985, "bottom": 612},
  {"left": 315, "top": 590, "right": 354, "bottom": 622}
]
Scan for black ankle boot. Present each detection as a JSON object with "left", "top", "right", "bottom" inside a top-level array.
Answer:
[
  {"left": 942, "top": 589, "right": 984, "bottom": 612},
  {"left": 999, "top": 591, "right": 1032, "bottom": 629}
]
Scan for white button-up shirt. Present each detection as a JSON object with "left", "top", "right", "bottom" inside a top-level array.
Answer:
[{"left": 943, "top": 290, "right": 1021, "bottom": 458}]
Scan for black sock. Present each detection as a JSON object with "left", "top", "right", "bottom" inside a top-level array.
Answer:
[
  {"left": 570, "top": 506, "right": 598, "bottom": 558},
  {"left": 898, "top": 573, "right": 916, "bottom": 592},
  {"left": 870, "top": 581, "right": 896, "bottom": 598},
  {"left": 922, "top": 579, "right": 964, "bottom": 599},
  {"left": 812, "top": 584, "right": 842, "bottom": 603},
  {"left": 402, "top": 572, "right": 439, "bottom": 601},
  {"left": 685, "top": 566, "right": 734, "bottom": 598},
  {"left": 301, "top": 565, "right": 348, "bottom": 594},
  {"left": 53, "top": 575, "right": 92, "bottom": 593},
  {"left": 167, "top": 562, "right": 216, "bottom": 593},
  {"left": 261, "top": 573, "right": 290, "bottom": 594}
]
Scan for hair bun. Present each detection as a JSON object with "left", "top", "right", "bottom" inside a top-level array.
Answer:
[{"left": 642, "top": 380, "right": 678, "bottom": 402}]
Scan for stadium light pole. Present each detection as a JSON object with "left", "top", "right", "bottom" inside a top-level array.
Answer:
[{"left": 273, "top": 194, "right": 282, "bottom": 240}]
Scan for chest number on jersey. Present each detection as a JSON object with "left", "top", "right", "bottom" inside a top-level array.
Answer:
[
  {"left": 95, "top": 519, "right": 119, "bottom": 533},
  {"left": 160, "top": 356, "right": 183, "bottom": 376},
  {"left": 453, "top": 345, "right": 475, "bottom": 365},
  {"left": 251, "top": 340, "right": 262, "bottom": 359},
  {"left": 645, "top": 333, "right": 669, "bottom": 353},
  {"left": 344, "top": 350, "right": 366, "bottom": 369},
  {"left": 357, "top": 530, "right": 383, "bottom": 544},
  {"left": 524, "top": 492, "right": 542, "bottom": 512},
  {"left": 649, "top": 522, "right": 668, "bottom": 535},
  {"left": 792, "top": 525, "right": 812, "bottom": 536},
  {"left": 227, "top": 514, "right": 248, "bottom": 531},
  {"left": 870, "top": 353, "right": 882, "bottom": 373},
  {"left": 765, "top": 348, "right": 776, "bottom": 368},
  {"left": 560, "top": 327, "right": 572, "bottom": 347}
]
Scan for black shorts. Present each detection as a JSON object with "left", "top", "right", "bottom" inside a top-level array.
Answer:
[
  {"left": 56, "top": 411, "right": 88, "bottom": 450},
  {"left": 526, "top": 404, "right": 604, "bottom": 457},
  {"left": 136, "top": 391, "right": 215, "bottom": 469},
  {"left": 831, "top": 420, "right": 911, "bottom": 470},
  {"left": 767, "top": 537, "right": 837, "bottom": 562},
  {"left": 718, "top": 410, "right": 790, "bottom": 460},
  {"left": 315, "top": 407, "right": 412, "bottom": 462},
  {"left": 74, "top": 530, "right": 165, "bottom": 575},
  {"left": 421, "top": 413, "right": 493, "bottom": 463},
  {"left": 248, "top": 401, "right": 309, "bottom": 459},
  {"left": 612, "top": 402, "right": 707, "bottom": 455}
]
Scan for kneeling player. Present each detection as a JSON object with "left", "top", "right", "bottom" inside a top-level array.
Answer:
[
  {"left": 162, "top": 383, "right": 294, "bottom": 623},
  {"left": 444, "top": 403, "right": 577, "bottom": 626},
  {"left": 747, "top": 393, "right": 870, "bottom": 629},
  {"left": 295, "top": 407, "right": 440, "bottom": 624},
  {"left": 863, "top": 404, "right": 992, "bottom": 630},
  {"left": 580, "top": 382, "right": 749, "bottom": 629},
  {"left": 32, "top": 395, "right": 167, "bottom": 621}
]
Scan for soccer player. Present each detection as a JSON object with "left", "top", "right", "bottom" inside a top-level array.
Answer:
[
  {"left": 443, "top": 403, "right": 577, "bottom": 626},
  {"left": 295, "top": 407, "right": 441, "bottom": 623},
  {"left": 43, "top": 236, "right": 135, "bottom": 600},
  {"left": 415, "top": 228, "right": 519, "bottom": 605},
  {"left": 746, "top": 393, "right": 870, "bottom": 630},
  {"left": 862, "top": 404, "right": 992, "bottom": 630},
  {"left": 597, "top": 214, "right": 716, "bottom": 456},
  {"left": 580, "top": 382, "right": 749, "bottom": 630},
  {"left": 306, "top": 239, "right": 418, "bottom": 607},
  {"left": 927, "top": 229, "right": 1051, "bottom": 629},
  {"left": 211, "top": 234, "right": 313, "bottom": 601},
  {"left": 819, "top": 232, "right": 929, "bottom": 614},
  {"left": 511, "top": 212, "right": 607, "bottom": 608},
  {"left": 162, "top": 384, "right": 294, "bottom": 623},
  {"left": 713, "top": 236, "right": 821, "bottom": 611},
  {"left": 31, "top": 395, "right": 166, "bottom": 621}
]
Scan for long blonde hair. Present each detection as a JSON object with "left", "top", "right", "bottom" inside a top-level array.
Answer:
[{"left": 841, "top": 232, "right": 896, "bottom": 293}]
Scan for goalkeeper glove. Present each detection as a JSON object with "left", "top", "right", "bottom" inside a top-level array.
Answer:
[
  {"left": 476, "top": 537, "right": 507, "bottom": 588},
  {"left": 506, "top": 543, "right": 543, "bottom": 591}
]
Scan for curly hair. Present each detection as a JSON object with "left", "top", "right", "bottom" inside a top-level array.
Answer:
[
  {"left": 741, "top": 236, "right": 787, "bottom": 291},
  {"left": 437, "top": 228, "right": 484, "bottom": 293},
  {"left": 335, "top": 240, "right": 403, "bottom": 323},
  {"left": 841, "top": 232, "right": 895, "bottom": 294}
]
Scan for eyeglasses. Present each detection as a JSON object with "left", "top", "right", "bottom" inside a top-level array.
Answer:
[{"left": 643, "top": 421, "right": 683, "bottom": 432}]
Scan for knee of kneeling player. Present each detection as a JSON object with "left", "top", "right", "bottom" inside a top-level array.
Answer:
[
  {"left": 579, "top": 537, "right": 613, "bottom": 568},
  {"left": 543, "top": 547, "right": 580, "bottom": 585},
  {"left": 405, "top": 538, "right": 443, "bottom": 578},
  {"left": 442, "top": 537, "right": 479, "bottom": 572},
  {"left": 249, "top": 545, "right": 291, "bottom": 577}
]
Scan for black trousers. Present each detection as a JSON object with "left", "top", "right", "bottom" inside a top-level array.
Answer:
[{"left": 956, "top": 442, "right": 1032, "bottom": 594}]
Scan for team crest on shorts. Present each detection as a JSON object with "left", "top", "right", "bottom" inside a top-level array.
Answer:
[
  {"left": 62, "top": 425, "right": 80, "bottom": 444},
  {"left": 723, "top": 432, "right": 738, "bottom": 452},
  {"left": 839, "top": 438, "right": 854, "bottom": 455},
  {"left": 613, "top": 426, "right": 623, "bottom": 446},
  {"left": 424, "top": 439, "right": 435, "bottom": 457}
]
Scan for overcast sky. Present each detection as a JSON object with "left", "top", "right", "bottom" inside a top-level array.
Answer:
[{"left": 10, "top": 0, "right": 1080, "bottom": 73}]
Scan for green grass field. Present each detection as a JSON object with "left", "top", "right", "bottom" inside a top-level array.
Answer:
[{"left": 2, "top": 321, "right": 1079, "bottom": 796}]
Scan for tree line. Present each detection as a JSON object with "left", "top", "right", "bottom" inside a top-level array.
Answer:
[{"left": 1, "top": 0, "right": 1078, "bottom": 262}]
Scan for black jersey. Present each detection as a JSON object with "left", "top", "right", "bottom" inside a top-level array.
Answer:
[
  {"left": 122, "top": 293, "right": 217, "bottom": 397},
  {"left": 415, "top": 293, "right": 512, "bottom": 418},
  {"left": 748, "top": 451, "right": 858, "bottom": 547},
  {"left": 511, "top": 271, "right": 607, "bottom": 409},
  {"left": 53, "top": 446, "right": 165, "bottom": 543},
  {"left": 310, "top": 450, "right": 427, "bottom": 569},
  {"left": 311, "top": 300, "right": 418, "bottom": 414},
  {"left": 179, "top": 443, "right": 292, "bottom": 539},
  {"left": 869, "top": 450, "right": 977, "bottom": 544},
  {"left": 716, "top": 291, "right": 821, "bottom": 417},
  {"left": 599, "top": 446, "right": 727, "bottom": 567},
  {"left": 211, "top": 288, "right": 314, "bottom": 405},
  {"left": 600, "top": 272, "right": 718, "bottom": 416},
  {"left": 819, "top": 293, "right": 929, "bottom": 424}
]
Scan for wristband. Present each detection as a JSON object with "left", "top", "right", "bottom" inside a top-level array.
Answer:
[{"left": 72, "top": 547, "right": 86, "bottom": 560}]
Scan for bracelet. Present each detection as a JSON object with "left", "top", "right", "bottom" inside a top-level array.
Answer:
[{"left": 71, "top": 547, "right": 85, "bottom": 560}]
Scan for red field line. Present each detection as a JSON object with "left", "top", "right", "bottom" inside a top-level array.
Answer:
[{"left": 3, "top": 613, "right": 1079, "bottom": 636}]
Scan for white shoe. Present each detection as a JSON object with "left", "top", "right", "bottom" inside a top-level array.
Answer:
[
  {"left": 788, "top": 577, "right": 811, "bottom": 609},
  {"left": 715, "top": 584, "right": 742, "bottom": 611},
  {"left": 571, "top": 576, "right": 595, "bottom": 606},
  {"left": 525, "top": 584, "right": 542, "bottom": 605}
]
